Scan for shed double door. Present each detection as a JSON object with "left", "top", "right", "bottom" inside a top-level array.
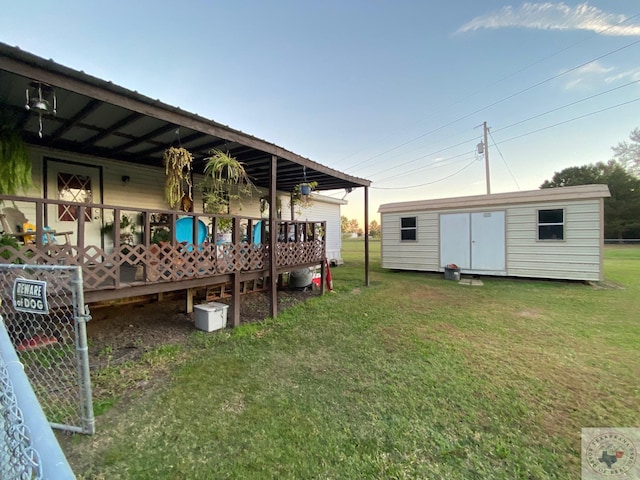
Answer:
[{"left": 439, "top": 211, "right": 506, "bottom": 275}]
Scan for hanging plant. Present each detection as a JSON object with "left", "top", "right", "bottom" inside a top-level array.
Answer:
[
  {"left": 162, "top": 147, "right": 193, "bottom": 209},
  {"left": 0, "top": 126, "right": 33, "bottom": 197},
  {"left": 200, "top": 149, "right": 256, "bottom": 213},
  {"left": 290, "top": 180, "right": 318, "bottom": 210}
]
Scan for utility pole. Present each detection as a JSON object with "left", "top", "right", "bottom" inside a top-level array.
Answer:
[{"left": 481, "top": 121, "right": 491, "bottom": 195}]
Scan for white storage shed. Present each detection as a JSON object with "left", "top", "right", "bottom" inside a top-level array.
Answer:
[{"left": 378, "top": 185, "right": 610, "bottom": 281}]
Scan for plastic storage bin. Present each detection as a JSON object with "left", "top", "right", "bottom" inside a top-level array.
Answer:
[{"left": 194, "top": 302, "right": 229, "bottom": 332}]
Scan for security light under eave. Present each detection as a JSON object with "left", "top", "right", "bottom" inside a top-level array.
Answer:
[{"left": 25, "top": 81, "right": 57, "bottom": 138}]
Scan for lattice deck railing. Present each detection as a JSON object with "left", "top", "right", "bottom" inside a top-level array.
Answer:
[{"left": 0, "top": 239, "right": 325, "bottom": 292}]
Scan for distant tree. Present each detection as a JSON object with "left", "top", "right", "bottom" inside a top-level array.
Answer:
[
  {"left": 341, "top": 215, "right": 349, "bottom": 233},
  {"left": 540, "top": 164, "right": 603, "bottom": 188},
  {"left": 612, "top": 127, "right": 640, "bottom": 177},
  {"left": 541, "top": 160, "right": 640, "bottom": 239},
  {"left": 348, "top": 219, "right": 360, "bottom": 234},
  {"left": 369, "top": 220, "right": 381, "bottom": 237}
]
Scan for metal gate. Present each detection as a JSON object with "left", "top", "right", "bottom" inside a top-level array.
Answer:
[{"left": 0, "top": 264, "right": 94, "bottom": 434}]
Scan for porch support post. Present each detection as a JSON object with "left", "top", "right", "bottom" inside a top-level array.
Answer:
[
  {"left": 364, "top": 186, "right": 370, "bottom": 287},
  {"left": 269, "top": 155, "right": 278, "bottom": 318},
  {"left": 231, "top": 216, "right": 241, "bottom": 327},
  {"left": 185, "top": 287, "right": 196, "bottom": 314}
]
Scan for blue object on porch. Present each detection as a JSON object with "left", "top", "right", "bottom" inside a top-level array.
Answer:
[
  {"left": 176, "top": 217, "right": 207, "bottom": 247},
  {"left": 42, "top": 226, "right": 56, "bottom": 244},
  {"left": 252, "top": 221, "right": 262, "bottom": 244}
]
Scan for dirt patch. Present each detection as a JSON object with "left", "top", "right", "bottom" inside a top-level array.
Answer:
[{"left": 86, "top": 287, "right": 320, "bottom": 369}]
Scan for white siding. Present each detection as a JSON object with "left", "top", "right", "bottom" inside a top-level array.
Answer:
[
  {"left": 298, "top": 197, "right": 344, "bottom": 264},
  {"left": 380, "top": 212, "right": 439, "bottom": 271}
]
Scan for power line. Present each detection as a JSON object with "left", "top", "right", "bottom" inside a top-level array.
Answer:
[
  {"left": 371, "top": 96, "right": 639, "bottom": 190},
  {"left": 365, "top": 134, "right": 479, "bottom": 180},
  {"left": 376, "top": 152, "right": 476, "bottom": 183},
  {"left": 361, "top": 78, "right": 640, "bottom": 183},
  {"left": 345, "top": 36, "right": 640, "bottom": 178},
  {"left": 495, "top": 97, "right": 640, "bottom": 145},
  {"left": 493, "top": 79, "right": 640, "bottom": 135},
  {"left": 488, "top": 130, "right": 520, "bottom": 191},
  {"left": 371, "top": 156, "right": 478, "bottom": 190}
]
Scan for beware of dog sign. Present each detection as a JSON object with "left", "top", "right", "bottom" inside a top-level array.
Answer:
[{"left": 12, "top": 278, "right": 49, "bottom": 315}]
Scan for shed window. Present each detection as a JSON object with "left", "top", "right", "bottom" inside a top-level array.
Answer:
[
  {"left": 400, "top": 216, "right": 417, "bottom": 241},
  {"left": 538, "top": 209, "right": 564, "bottom": 240}
]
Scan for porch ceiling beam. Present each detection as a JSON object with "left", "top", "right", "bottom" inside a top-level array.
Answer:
[
  {"left": 111, "top": 123, "right": 178, "bottom": 153},
  {"left": 50, "top": 99, "right": 102, "bottom": 141},
  {"left": 134, "top": 132, "right": 208, "bottom": 157},
  {"left": 82, "top": 112, "right": 144, "bottom": 146},
  {"left": 0, "top": 50, "right": 369, "bottom": 188},
  {"left": 187, "top": 139, "right": 230, "bottom": 157}
]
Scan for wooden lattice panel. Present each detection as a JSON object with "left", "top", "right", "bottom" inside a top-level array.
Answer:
[
  {"left": 2, "top": 239, "right": 323, "bottom": 293},
  {"left": 276, "top": 240, "right": 325, "bottom": 267}
]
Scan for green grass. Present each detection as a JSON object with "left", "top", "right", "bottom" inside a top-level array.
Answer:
[{"left": 66, "top": 241, "right": 640, "bottom": 479}]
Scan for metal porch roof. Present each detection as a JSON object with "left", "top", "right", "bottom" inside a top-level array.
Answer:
[{"left": 0, "top": 42, "right": 370, "bottom": 193}]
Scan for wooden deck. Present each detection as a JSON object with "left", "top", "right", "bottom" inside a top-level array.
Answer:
[{"left": 0, "top": 196, "right": 328, "bottom": 323}]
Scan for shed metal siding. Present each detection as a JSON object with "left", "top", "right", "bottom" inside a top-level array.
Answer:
[
  {"left": 380, "top": 187, "right": 607, "bottom": 281},
  {"left": 380, "top": 212, "right": 439, "bottom": 271},
  {"left": 506, "top": 199, "right": 602, "bottom": 281}
]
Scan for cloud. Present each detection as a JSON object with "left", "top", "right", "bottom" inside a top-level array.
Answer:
[
  {"left": 604, "top": 67, "right": 640, "bottom": 83},
  {"left": 563, "top": 61, "right": 615, "bottom": 90},
  {"left": 456, "top": 2, "right": 640, "bottom": 36}
]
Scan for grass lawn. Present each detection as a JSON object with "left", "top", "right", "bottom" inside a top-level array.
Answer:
[{"left": 65, "top": 241, "right": 640, "bottom": 479}]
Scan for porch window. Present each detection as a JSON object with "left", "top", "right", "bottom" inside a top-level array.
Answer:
[
  {"left": 538, "top": 208, "right": 564, "bottom": 240},
  {"left": 400, "top": 216, "right": 417, "bottom": 241},
  {"left": 57, "top": 173, "right": 92, "bottom": 222}
]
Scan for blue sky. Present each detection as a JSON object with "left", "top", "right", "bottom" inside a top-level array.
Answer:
[{"left": 1, "top": 1, "right": 639, "bottom": 224}]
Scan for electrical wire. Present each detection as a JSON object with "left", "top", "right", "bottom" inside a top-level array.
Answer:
[
  {"left": 345, "top": 36, "right": 640, "bottom": 177},
  {"left": 488, "top": 130, "right": 520, "bottom": 191},
  {"left": 365, "top": 135, "right": 479, "bottom": 180},
  {"left": 494, "top": 97, "right": 640, "bottom": 145},
  {"left": 371, "top": 156, "right": 478, "bottom": 190},
  {"left": 493, "top": 79, "right": 640, "bottom": 135},
  {"left": 358, "top": 78, "right": 640, "bottom": 184},
  {"left": 368, "top": 95, "right": 638, "bottom": 190}
]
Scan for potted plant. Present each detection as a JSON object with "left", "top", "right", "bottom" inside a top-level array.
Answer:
[
  {"left": 151, "top": 228, "right": 170, "bottom": 245},
  {"left": 0, "top": 124, "right": 33, "bottom": 199},
  {"left": 299, "top": 183, "right": 312, "bottom": 196},
  {"left": 215, "top": 217, "right": 233, "bottom": 244},
  {"left": 101, "top": 214, "right": 137, "bottom": 243},
  {"left": 290, "top": 180, "right": 318, "bottom": 212},
  {"left": 200, "top": 149, "right": 256, "bottom": 215},
  {"left": 163, "top": 147, "right": 193, "bottom": 210}
]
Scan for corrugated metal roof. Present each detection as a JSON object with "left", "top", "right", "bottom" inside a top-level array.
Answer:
[{"left": 0, "top": 42, "right": 370, "bottom": 192}]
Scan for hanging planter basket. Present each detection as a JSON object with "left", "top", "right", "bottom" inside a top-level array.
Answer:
[
  {"left": 162, "top": 147, "right": 193, "bottom": 209},
  {"left": 300, "top": 183, "right": 312, "bottom": 196}
]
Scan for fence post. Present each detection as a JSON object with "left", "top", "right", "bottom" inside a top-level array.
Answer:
[{"left": 71, "top": 268, "right": 95, "bottom": 435}]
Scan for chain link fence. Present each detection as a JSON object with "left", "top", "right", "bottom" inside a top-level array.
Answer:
[
  {"left": 1, "top": 315, "right": 75, "bottom": 479},
  {"left": 0, "top": 265, "right": 94, "bottom": 435}
]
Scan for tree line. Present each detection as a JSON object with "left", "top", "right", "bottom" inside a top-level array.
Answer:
[
  {"left": 340, "top": 128, "right": 640, "bottom": 240},
  {"left": 541, "top": 127, "right": 640, "bottom": 239},
  {"left": 341, "top": 216, "right": 380, "bottom": 237}
]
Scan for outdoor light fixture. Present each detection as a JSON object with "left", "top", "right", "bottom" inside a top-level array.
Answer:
[{"left": 25, "top": 81, "right": 57, "bottom": 138}]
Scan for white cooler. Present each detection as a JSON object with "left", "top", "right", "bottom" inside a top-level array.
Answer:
[{"left": 194, "top": 302, "right": 229, "bottom": 332}]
